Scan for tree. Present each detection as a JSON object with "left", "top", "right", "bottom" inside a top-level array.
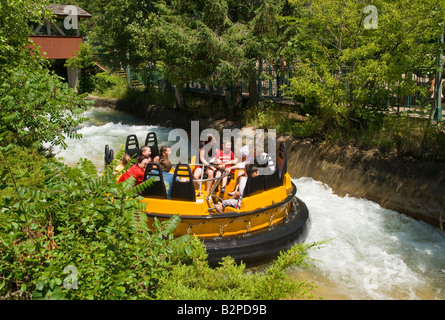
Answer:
[
  {"left": 283, "top": 0, "right": 445, "bottom": 129},
  {"left": 0, "top": 68, "right": 92, "bottom": 150},
  {"left": 0, "top": 0, "right": 51, "bottom": 72},
  {"left": 90, "top": 0, "right": 286, "bottom": 111},
  {"left": 89, "top": 0, "right": 159, "bottom": 71},
  {"left": 92, "top": 0, "right": 230, "bottom": 110},
  {"left": 139, "top": 0, "right": 232, "bottom": 110},
  {"left": 0, "top": 0, "right": 93, "bottom": 150},
  {"left": 215, "top": 0, "right": 284, "bottom": 110}
]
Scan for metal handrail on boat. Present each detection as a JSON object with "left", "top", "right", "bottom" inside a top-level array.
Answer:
[
  {"left": 187, "top": 163, "right": 231, "bottom": 212},
  {"left": 187, "top": 163, "right": 230, "bottom": 187}
]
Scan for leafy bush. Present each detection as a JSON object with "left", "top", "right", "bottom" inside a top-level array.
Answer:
[
  {"left": 0, "top": 148, "right": 322, "bottom": 300},
  {"left": 65, "top": 43, "right": 95, "bottom": 70},
  {"left": 75, "top": 72, "right": 128, "bottom": 96},
  {"left": 290, "top": 117, "right": 323, "bottom": 138},
  {"left": 0, "top": 67, "right": 91, "bottom": 150},
  {"left": 0, "top": 145, "right": 47, "bottom": 202},
  {"left": 243, "top": 101, "right": 323, "bottom": 138},
  {"left": 94, "top": 73, "right": 122, "bottom": 93},
  {"left": 156, "top": 239, "right": 321, "bottom": 300},
  {"left": 321, "top": 114, "right": 445, "bottom": 160},
  {"left": 0, "top": 151, "right": 192, "bottom": 299},
  {"left": 77, "top": 73, "right": 97, "bottom": 94}
]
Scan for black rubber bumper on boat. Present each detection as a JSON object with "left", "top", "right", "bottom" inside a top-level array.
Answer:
[{"left": 204, "top": 195, "right": 310, "bottom": 267}]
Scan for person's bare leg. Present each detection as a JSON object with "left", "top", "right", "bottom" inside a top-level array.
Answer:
[{"left": 193, "top": 167, "right": 202, "bottom": 190}]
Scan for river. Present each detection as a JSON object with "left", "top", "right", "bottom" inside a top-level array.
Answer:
[{"left": 54, "top": 107, "right": 445, "bottom": 300}]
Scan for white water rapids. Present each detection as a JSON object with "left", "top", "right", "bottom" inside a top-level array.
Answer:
[
  {"left": 291, "top": 178, "right": 445, "bottom": 300},
  {"left": 54, "top": 107, "right": 445, "bottom": 300}
]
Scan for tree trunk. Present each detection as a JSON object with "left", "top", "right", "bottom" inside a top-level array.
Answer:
[
  {"left": 248, "top": 69, "right": 258, "bottom": 107},
  {"left": 225, "top": 87, "right": 232, "bottom": 110},
  {"left": 208, "top": 85, "right": 214, "bottom": 107},
  {"left": 174, "top": 85, "right": 187, "bottom": 110},
  {"left": 420, "top": 99, "right": 436, "bottom": 154},
  {"left": 234, "top": 82, "right": 243, "bottom": 113}
]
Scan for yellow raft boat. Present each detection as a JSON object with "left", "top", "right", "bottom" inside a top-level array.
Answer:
[{"left": 105, "top": 133, "right": 310, "bottom": 266}]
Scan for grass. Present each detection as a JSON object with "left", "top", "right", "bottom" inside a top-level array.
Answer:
[{"left": 328, "top": 115, "right": 445, "bottom": 160}]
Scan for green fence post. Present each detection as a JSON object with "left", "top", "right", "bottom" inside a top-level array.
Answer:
[
  {"left": 406, "top": 73, "right": 411, "bottom": 110},
  {"left": 269, "top": 64, "right": 273, "bottom": 96},
  {"left": 434, "top": 32, "right": 443, "bottom": 121},
  {"left": 125, "top": 51, "right": 130, "bottom": 86},
  {"left": 258, "top": 60, "right": 262, "bottom": 101},
  {"left": 288, "top": 64, "right": 292, "bottom": 94}
]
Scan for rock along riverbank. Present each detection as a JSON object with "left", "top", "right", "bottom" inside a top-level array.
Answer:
[{"left": 89, "top": 96, "right": 445, "bottom": 230}]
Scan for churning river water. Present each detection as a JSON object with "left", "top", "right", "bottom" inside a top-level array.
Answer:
[{"left": 54, "top": 107, "right": 445, "bottom": 300}]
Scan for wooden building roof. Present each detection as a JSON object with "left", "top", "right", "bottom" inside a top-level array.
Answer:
[{"left": 46, "top": 4, "right": 92, "bottom": 19}]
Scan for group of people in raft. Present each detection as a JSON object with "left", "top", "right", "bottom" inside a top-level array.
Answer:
[{"left": 114, "top": 134, "right": 275, "bottom": 212}]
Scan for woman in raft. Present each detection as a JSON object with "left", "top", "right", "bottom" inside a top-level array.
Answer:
[{"left": 117, "top": 155, "right": 150, "bottom": 186}]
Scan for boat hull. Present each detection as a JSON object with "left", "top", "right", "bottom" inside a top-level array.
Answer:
[
  {"left": 144, "top": 182, "right": 310, "bottom": 266},
  {"left": 204, "top": 194, "right": 310, "bottom": 266}
]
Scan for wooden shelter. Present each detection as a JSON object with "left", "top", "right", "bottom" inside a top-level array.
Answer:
[{"left": 29, "top": 4, "right": 92, "bottom": 89}]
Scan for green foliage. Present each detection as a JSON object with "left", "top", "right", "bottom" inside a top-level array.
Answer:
[
  {"left": 77, "top": 72, "right": 97, "bottom": 95},
  {"left": 243, "top": 101, "right": 323, "bottom": 138},
  {"left": 89, "top": 0, "right": 284, "bottom": 106},
  {"left": 76, "top": 71, "right": 128, "bottom": 97},
  {"left": 0, "top": 147, "right": 321, "bottom": 300},
  {"left": 0, "top": 150, "right": 191, "bottom": 299},
  {"left": 0, "top": 67, "right": 92, "bottom": 150},
  {"left": 0, "top": 0, "right": 93, "bottom": 150},
  {"left": 331, "top": 114, "right": 445, "bottom": 160},
  {"left": 87, "top": 0, "right": 158, "bottom": 71},
  {"left": 284, "top": 0, "right": 444, "bottom": 116},
  {"left": 155, "top": 239, "right": 322, "bottom": 300},
  {"left": 0, "top": 145, "right": 47, "bottom": 201},
  {"left": 94, "top": 72, "right": 126, "bottom": 95},
  {"left": 65, "top": 43, "right": 96, "bottom": 70},
  {"left": 0, "top": 0, "right": 53, "bottom": 72}
]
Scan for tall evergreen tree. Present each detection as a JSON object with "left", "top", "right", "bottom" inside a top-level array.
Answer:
[{"left": 90, "top": 0, "right": 285, "bottom": 111}]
